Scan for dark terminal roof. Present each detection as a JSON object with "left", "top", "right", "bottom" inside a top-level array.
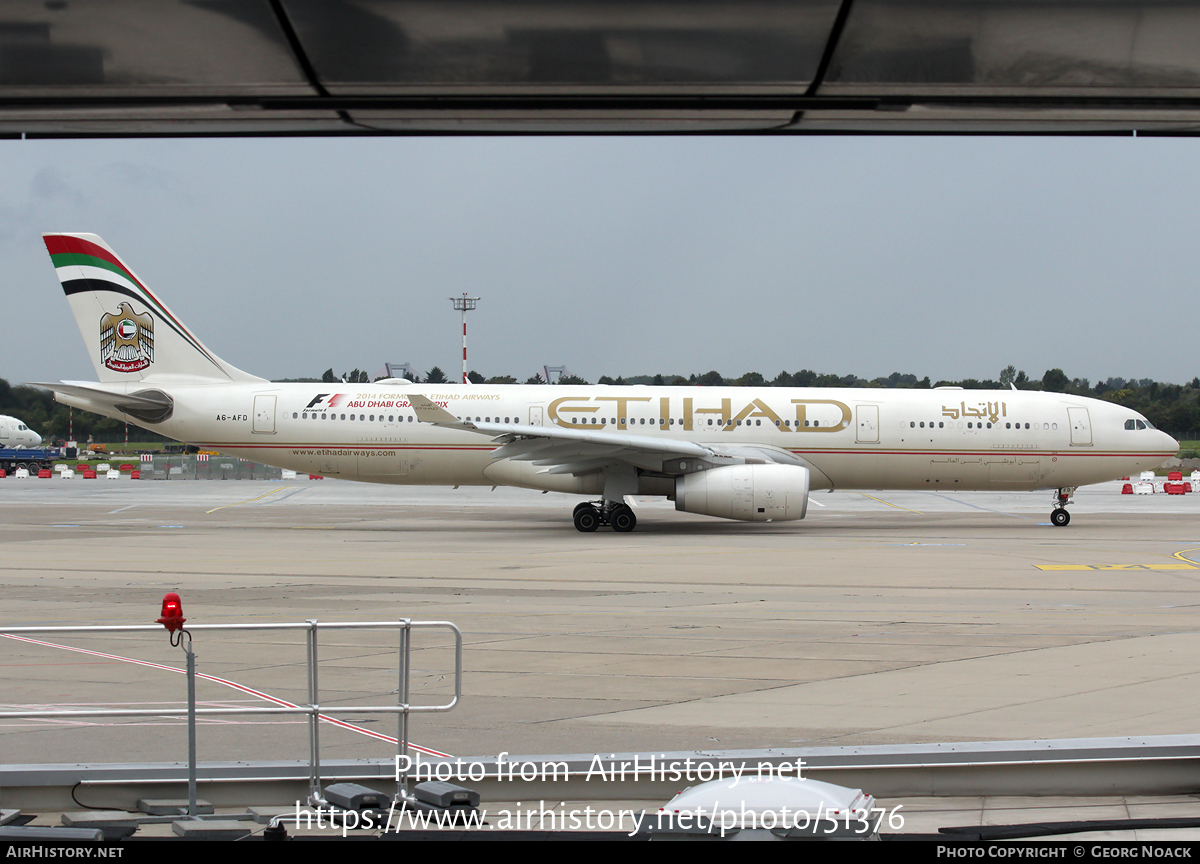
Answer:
[{"left": 4, "top": 0, "right": 1200, "bottom": 136}]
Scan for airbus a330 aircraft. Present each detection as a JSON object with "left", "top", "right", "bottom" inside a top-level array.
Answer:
[
  {"left": 0, "top": 415, "right": 42, "bottom": 448},
  {"left": 36, "top": 233, "right": 1177, "bottom": 532}
]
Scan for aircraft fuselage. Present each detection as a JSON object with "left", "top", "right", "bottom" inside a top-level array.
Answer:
[{"left": 57, "top": 382, "right": 1176, "bottom": 496}]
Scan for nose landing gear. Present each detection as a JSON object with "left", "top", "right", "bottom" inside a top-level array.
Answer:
[
  {"left": 572, "top": 500, "right": 637, "bottom": 533},
  {"left": 1050, "top": 487, "right": 1075, "bottom": 526}
]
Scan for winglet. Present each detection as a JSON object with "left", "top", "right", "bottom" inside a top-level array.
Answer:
[{"left": 408, "top": 393, "right": 471, "bottom": 427}]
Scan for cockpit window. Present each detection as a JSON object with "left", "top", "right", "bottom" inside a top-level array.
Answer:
[{"left": 1125, "top": 419, "right": 1136, "bottom": 430}]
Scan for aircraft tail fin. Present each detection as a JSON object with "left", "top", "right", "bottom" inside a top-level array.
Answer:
[{"left": 43, "top": 233, "right": 265, "bottom": 384}]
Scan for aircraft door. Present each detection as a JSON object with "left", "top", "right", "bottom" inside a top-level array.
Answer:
[
  {"left": 856, "top": 405, "right": 879, "bottom": 443},
  {"left": 1067, "top": 407, "right": 1092, "bottom": 446},
  {"left": 253, "top": 395, "right": 277, "bottom": 434}
]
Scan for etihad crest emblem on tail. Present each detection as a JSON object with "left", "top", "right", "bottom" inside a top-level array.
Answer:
[{"left": 100, "top": 302, "right": 154, "bottom": 372}]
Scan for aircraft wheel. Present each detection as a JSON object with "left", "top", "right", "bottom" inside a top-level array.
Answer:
[
  {"left": 610, "top": 505, "right": 637, "bottom": 533},
  {"left": 1051, "top": 509, "right": 1070, "bottom": 527},
  {"left": 573, "top": 505, "right": 600, "bottom": 532}
]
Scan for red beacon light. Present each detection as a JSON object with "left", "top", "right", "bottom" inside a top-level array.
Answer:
[{"left": 157, "top": 592, "right": 186, "bottom": 632}]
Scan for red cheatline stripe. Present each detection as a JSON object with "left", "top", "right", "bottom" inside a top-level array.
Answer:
[
  {"left": 181, "top": 442, "right": 1170, "bottom": 459},
  {"left": 0, "top": 633, "right": 451, "bottom": 757},
  {"left": 190, "top": 444, "right": 495, "bottom": 451},
  {"left": 784, "top": 449, "right": 1175, "bottom": 458}
]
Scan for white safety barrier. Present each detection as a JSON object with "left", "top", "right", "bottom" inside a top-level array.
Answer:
[
  {"left": 13, "top": 468, "right": 29, "bottom": 478},
  {"left": 107, "top": 470, "right": 121, "bottom": 479},
  {"left": 0, "top": 618, "right": 463, "bottom": 811}
]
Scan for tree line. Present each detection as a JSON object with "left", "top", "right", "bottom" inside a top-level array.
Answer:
[
  {"left": 4, "top": 365, "right": 1198, "bottom": 443},
  {"left": 275, "top": 364, "right": 1200, "bottom": 441}
]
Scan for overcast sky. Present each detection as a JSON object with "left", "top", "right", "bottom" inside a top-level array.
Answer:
[{"left": 0, "top": 135, "right": 1195, "bottom": 388}]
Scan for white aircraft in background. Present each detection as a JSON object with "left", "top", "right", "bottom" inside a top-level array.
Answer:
[
  {"left": 34, "top": 233, "right": 1177, "bottom": 532},
  {"left": 0, "top": 415, "right": 42, "bottom": 449}
]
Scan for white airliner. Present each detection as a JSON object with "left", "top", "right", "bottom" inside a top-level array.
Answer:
[
  {"left": 0, "top": 415, "right": 42, "bottom": 449},
  {"left": 35, "top": 233, "right": 1177, "bottom": 531}
]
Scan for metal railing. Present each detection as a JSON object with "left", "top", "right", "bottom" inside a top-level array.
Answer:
[
  {"left": 0, "top": 619, "right": 462, "bottom": 809},
  {"left": 142, "top": 455, "right": 284, "bottom": 480}
]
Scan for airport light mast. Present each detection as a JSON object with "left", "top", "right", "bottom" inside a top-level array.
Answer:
[{"left": 450, "top": 293, "right": 480, "bottom": 383}]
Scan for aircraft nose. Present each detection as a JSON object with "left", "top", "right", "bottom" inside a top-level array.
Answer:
[{"left": 1162, "top": 430, "right": 1179, "bottom": 454}]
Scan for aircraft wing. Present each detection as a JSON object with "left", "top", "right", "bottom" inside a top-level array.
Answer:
[{"left": 408, "top": 394, "right": 800, "bottom": 477}]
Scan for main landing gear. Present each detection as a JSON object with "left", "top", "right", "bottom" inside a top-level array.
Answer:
[
  {"left": 1050, "top": 487, "right": 1075, "bottom": 527},
  {"left": 573, "top": 500, "right": 637, "bottom": 533}
]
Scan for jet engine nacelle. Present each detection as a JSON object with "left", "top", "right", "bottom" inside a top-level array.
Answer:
[{"left": 675, "top": 464, "right": 810, "bottom": 522}]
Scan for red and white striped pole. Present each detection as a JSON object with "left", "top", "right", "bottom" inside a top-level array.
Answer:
[{"left": 449, "top": 293, "right": 480, "bottom": 384}]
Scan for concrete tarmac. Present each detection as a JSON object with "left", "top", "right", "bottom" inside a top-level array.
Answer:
[{"left": 1, "top": 478, "right": 1199, "bottom": 771}]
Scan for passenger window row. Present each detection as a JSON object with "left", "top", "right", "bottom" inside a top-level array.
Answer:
[
  {"left": 284, "top": 412, "right": 838, "bottom": 429},
  {"left": 907, "top": 421, "right": 1057, "bottom": 430},
  {"left": 294, "top": 413, "right": 413, "bottom": 422}
]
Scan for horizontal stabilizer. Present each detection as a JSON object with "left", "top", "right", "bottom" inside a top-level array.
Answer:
[{"left": 29, "top": 381, "right": 174, "bottom": 424}]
